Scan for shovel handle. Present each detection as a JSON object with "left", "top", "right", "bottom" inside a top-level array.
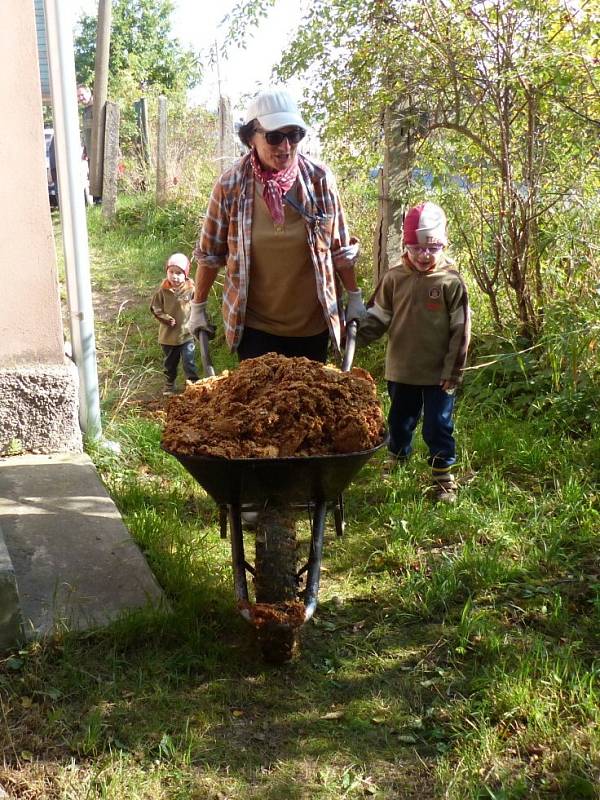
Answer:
[
  {"left": 197, "top": 330, "right": 216, "bottom": 377},
  {"left": 341, "top": 319, "right": 358, "bottom": 373}
]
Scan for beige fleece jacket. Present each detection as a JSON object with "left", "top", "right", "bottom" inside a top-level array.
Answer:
[
  {"left": 357, "top": 259, "right": 471, "bottom": 384},
  {"left": 150, "top": 278, "right": 195, "bottom": 345}
]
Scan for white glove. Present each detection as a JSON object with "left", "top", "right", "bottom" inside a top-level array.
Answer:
[
  {"left": 333, "top": 240, "right": 360, "bottom": 268},
  {"left": 345, "top": 289, "right": 367, "bottom": 322},
  {"left": 189, "top": 301, "right": 215, "bottom": 339},
  {"left": 345, "top": 241, "right": 360, "bottom": 262}
]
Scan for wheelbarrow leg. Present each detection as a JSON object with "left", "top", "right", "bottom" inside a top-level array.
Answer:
[
  {"left": 303, "top": 499, "right": 327, "bottom": 622},
  {"left": 228, "top": 504, "right": 252, "bottom": 622},
  {"left": 219, "top": 505, "right": 228, "bottom": 539},
  {"left": 334, "top": 493, "right": 345, "bottom": 537}
]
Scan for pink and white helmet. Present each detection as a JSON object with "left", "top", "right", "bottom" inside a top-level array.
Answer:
[{"left": 403, "top": 202, "right": 448, "bottom": 246}]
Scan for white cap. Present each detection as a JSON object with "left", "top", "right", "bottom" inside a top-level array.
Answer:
[{"left": 244, "top": 87, "right": 307, "bottom": 131}]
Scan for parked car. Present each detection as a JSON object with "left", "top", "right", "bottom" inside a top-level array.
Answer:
[{"left": 44, "top": 127, "right": 92, "bottom": 208}]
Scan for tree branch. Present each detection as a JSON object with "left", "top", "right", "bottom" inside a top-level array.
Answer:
[{"left": 427, "top": 121, "right": 502, "bottom": 169}]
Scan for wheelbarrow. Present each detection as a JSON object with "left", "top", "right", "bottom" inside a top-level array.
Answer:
[{"left": 162, "top": 321, "right": 386, "bottom": 662}]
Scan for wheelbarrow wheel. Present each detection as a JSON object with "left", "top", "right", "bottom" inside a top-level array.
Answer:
[{"left": 254, "top": 507, "right": 299, "bottom": 663}]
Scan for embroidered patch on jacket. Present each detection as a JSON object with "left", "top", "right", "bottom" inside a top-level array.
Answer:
[{"left": 426, "top": 286, "right": 443, "bottom": 310}]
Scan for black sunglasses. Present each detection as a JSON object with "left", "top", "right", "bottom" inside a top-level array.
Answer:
[{"left": 257, "top": 127, "right": 306, "bottom": 146}]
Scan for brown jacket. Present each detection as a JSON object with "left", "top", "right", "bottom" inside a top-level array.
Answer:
[
  {"left": 150, "top": 278, "right": 195, "bottom": 345},
  {"left": 358, "top": 259, "right": 470, "bottom": 384}
]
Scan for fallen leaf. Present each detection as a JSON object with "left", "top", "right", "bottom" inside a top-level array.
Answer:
[{"left": 321, "top": 710, "right": 344, "bottom": 720}]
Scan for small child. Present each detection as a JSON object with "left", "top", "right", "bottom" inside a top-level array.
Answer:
[
  {"left": 150, "top": 252, "right": 200, "bottom": 394},
  {"left": 357, "top": 202, "right": 471, "bottom": 502}
]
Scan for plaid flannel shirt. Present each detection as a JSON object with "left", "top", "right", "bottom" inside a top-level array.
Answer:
[{"left": 193, "top": 152, "right": 356, "bottom": 353}]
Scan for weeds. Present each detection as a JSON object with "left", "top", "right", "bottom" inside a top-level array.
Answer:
[{"left": 3, "top": 195, "right": 598, "bottom": 798}]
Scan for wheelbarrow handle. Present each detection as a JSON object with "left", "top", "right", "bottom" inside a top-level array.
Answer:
[
  {"left": 197, "top": 330, "right": 216, "bottom": 377},
  {"left": 199, "top": 322, "right": 355, "bottom": 376},
  {"left": 341, "top": 319, "right": 358, "bottom": 373}
]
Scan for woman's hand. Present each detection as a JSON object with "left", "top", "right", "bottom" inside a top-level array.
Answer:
[
  {"left": 189, "top": 302, "right": 215, "bottom": 339},
  {"left": 332, "top": 236, "right": 360, "bottom": 270},
  {"left": 346, "top": 289, "right": 367, "bottom": 322}
]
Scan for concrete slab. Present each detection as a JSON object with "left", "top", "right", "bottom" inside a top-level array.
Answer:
[{"left": 0, "top": 452, "right": 166, "bottom": 641}]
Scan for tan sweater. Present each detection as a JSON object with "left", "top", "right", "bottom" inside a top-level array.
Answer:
[
  {"left": 358, "top": 259, "right": 470, "bottom": 384},
  {"left": 245, "top": 186, "right": 326, "bottom": 337}
]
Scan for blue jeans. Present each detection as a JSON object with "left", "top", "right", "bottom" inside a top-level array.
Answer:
[
  {"left": 387, "top": 382, "right": 456, "bottom": 471},
  {"left": 162, "top": 341, "right": 199, "bottom": 383}
]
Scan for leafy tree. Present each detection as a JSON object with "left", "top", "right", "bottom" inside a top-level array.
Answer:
[
  {"left": 74, "top": 0, "right": 203, "bottom": 152},
  {"left": 228, "top": 0, "right": 600, "bottom": 340},
  {"left": 74, "top": 0, "right": 201, "bottom": 97}
]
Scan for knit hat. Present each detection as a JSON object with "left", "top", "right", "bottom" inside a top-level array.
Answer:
[
  {"left": 403, "top": 202, "right": 448, "bottom": 246},
  {"left": 244, "top": 87, "right": 307, "bottom": 131},
  {"left": 165, "top": 252, "right": 190, "bottom": 276}
]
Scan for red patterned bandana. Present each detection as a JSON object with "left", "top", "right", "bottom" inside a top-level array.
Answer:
[{"left": 250, "top": 148, "right": 299, "bottom": 225}]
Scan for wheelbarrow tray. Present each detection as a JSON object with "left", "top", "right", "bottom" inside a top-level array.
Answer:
[{"left": 162, "top": 439, "right": 387, "bottom": 506}]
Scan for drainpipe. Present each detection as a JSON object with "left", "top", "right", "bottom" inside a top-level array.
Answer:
[{"left": 43, "top": 0, "right": 102, "bottom": 441}]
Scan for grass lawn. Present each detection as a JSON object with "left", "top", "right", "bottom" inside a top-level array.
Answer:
[{"left": 1, "top": 201, "right": 598, "bottom": 799}]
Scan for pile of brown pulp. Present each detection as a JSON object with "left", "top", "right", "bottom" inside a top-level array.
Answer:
[{"left": 161, "top": 353, "right": 385, "bottom": 459}]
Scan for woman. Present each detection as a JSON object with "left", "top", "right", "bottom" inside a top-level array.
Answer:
[{"left": 189, "top": 87, "right": 366, "bottom": 363}]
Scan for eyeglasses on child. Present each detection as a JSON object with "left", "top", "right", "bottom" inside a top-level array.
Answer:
[{"left": 406, "top": 244, "right": 445, "bottom": 255}]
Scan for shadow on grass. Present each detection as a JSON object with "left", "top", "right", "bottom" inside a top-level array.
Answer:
[
  {"left": 1, "top": 586, "right": 449, "bottom": 797},
  {"left": 3, "top": 505, "right": 597, "bottom": 798}
]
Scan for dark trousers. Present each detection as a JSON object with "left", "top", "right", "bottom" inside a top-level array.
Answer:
[
  {"left": 237, "top": 326, "right": 330, "bottom": 363},
  {"left": 387, "top": 382, "right": 456, "bottom": 472},
  {"left": 162, "top": 341, "right": 199, "bottom": 383}
]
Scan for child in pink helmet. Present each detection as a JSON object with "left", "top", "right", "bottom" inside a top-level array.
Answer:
[
  {"left": 150, "top": 253, "right": 199, "bottom": 394},
  {"left": 357, "top": 202, "right": 471, "bottom": 502}
]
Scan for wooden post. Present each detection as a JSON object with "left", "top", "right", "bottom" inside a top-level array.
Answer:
[
  {"left": 89, "top": 0, "right": 111, "bottom": 199},
  {"left": 373, "top": 102, "right": 415, "bottom": 284},
  {"left": 102, "top": 101, "right": 120, "bottom": 220},
  {"left": 156, "top": 95, "right": 167, "bottom": 206},
  {"left": 372, "top": 162, "right": 389, "bottom": 285},
  {"left": 218, "top": 95, "right": 235, "bottom": 172},
  {"left": 134, "top": 97, "right": 150, "bottom": 166}
]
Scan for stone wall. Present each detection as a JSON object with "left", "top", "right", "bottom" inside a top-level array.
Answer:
[{"left": 0, "top": 362, "right": 82, "bottom": 455}]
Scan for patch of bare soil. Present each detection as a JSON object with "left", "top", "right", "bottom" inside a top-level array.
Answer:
[
  {"left": 92, "top": 287, "right": 145, "bottom": 324},
  {"left": 121, "top": 396, "right": 169, "bottom": 421}
]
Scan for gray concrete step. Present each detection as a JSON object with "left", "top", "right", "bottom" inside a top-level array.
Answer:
[{"left": 0, "top": 452, "right": 166, "bottom": 646}]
